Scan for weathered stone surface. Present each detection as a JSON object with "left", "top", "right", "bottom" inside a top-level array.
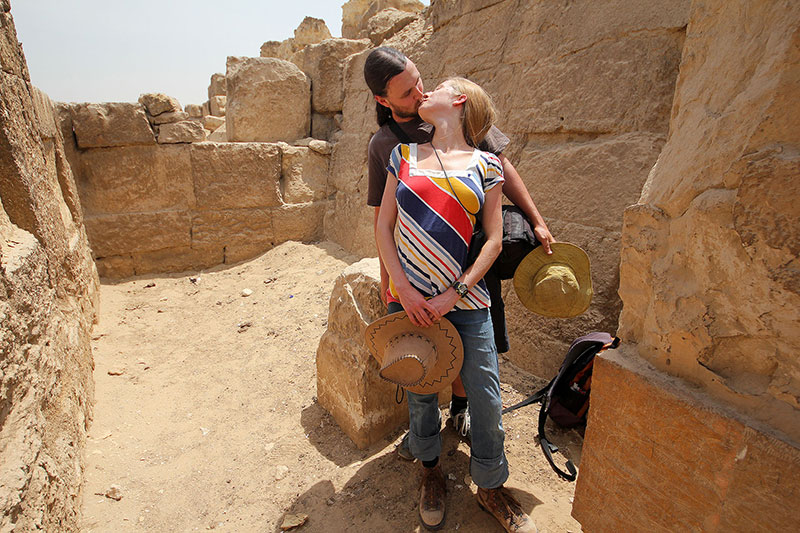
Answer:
[
  {"left": 617, "top": 0, "right": 800, "bottom": 443},
  {"left": 190, "top": 142, "right": 281, "bottom": 209},
  {"left": 207, "top": 123, "right": 226, "bottom": 142},
  {"left": 84, "top": 211, "right": 191, "bottom": 257},
  {"left": 207, "top": 72, "right": 226, "bottom": 99},
  {"left": 77, "top": 144, "right": 193, "bottom": 214},
  {"left": 201, "top": 100, "right": 210, "bottom": 116},
  {"left": 260, "top": 39, "right": 294, "bottom": 61},
  {"left": 273, "top": 201, "right": 327, "bottom": 243},
  {"left": 311, "top": 113, "right": 338, "bottom": 140},
  {"left": 157, "top": 120, "right": 206, "bottom": 143},
  {"left": 367, "top": 8, "right": 419, "bottom": 45},
  {"left": 226, "top": 57, "right": 310, "bottom": 142},
  {"left": 202, "top": 115, "right": 224, "bottom": 131},
  {"left": 0, "top": 11, "right": 28, "bottom": 79},
  {"left": 31, "top": 86, "right": 57, "bottom": 139},
  {"left": 131, "top": 244, "right": 222, "bottom": 276},
  {"left": 70, "top": 103, "right": 155, "bottom": 148},
  {"left": 323, "top": 190, "right": 375, "bottom": 258},
  {"left": 293, "top": 16, "right": 331, "bottom": 47},
  {"left": 191, "top": 208, "right": 274, "bottom": 264},
  {"left": 573, "top": 350, "right": 800, "bottom": 532},
  {"left": 316, "top": 258, "right": 409, "bottom": 448},
  {"left": 138, "top": 92, "right": 181, "bottom": 116},
  {"left": 184, "top": 103, "right": 203, "bottom": 118},
  {"left": 292, "top": 38, "right": 370, "bottom": 114},
  {"left": 149, "top": 110, "right": 188, "bottom": 125},
  {"left": 342, "top": 0, "right": 425, "bottom": 39},
  {"left": 209, "top": 95, "right": 226, "bottom": 117},
  {"left": 279, "top": 144, "right": 329, "bottom": 203},
  {"left": 308, "top": 139, "right": 332, "bottom": 155}
]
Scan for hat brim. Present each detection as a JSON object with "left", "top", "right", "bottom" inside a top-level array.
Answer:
[
  {"left": 364, "top": 311, "right": 464, "bottom": 395},
  {"left": 513, "top": 242, "right": 593, "bottom": 318}
]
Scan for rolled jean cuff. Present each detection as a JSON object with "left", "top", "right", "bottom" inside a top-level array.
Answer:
[
  {"left": 409, "top": 428, "right": 442, "bottom": 462},
  {"left": 470, "top": 453, "right": 509, "bottom": 489}
]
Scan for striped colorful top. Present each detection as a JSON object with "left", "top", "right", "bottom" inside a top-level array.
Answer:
[{"left": 387, "top": 143, "right": 504, "bottom": 310}]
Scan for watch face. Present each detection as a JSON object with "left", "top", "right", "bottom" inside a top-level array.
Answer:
[{"left": 455, "top": 282, "right": 468, "bottom": 296}]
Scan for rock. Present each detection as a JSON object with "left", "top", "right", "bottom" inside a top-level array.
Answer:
[
  {"left": 209, "top": 95, "right": 226, "bottom": 117},
  {"left": 157, "top": 120, "right": 206, "bottom": 144},
  {"left": 279, "top": 144, "right": 329, "bottom": 203},
  {"left": 84, "top": 211, "right": 192, "bottom": 257},
  {"left": 274, "top": 465, "right": 289, "bottom": 480},
  {"left": 260, "top": 39, "right": 294, "bottom": 61},
  {"left": 202, "top": 115, "right": 225, "bottom": 131},
  {"left": 185, "top": 104, "right": 203, "bottom": 118},
  {"left": 367, "top": 8, "right": 419, "bottom": 45},
  {"left": 241, "top": 288, "right": 253, "bottom": 297},
  {"left": 191, "top": 208, "right": 274, "bottom": 265},
  {"left": 272, "top": 202, "right": 327, "bottom": 243},
  {"left": 293, "top": 16, "right": 331, "bottom": 47},
  {"left": 342, "top": 0, "right": 424, "bottom": 39},
  {"left": 107, "top": 368, "right": 125, "bottom": 376},
  {"left": 207, "top": 123, "right": 227, "bottom": 142},
  {"left": 138, "top": 93, "right": 181, "bottom": 116},
  {"left": 207, "top": 73, "right": 226, "bottom": 99},
  {"left": 105, "top": 485, "right": 123, "bottom": 501},
  {"left": 70, "top": 103, "right": 155, "bottom": 148},
  {"left": 201, "top": 101, "right": 210, "bottom": 116},
  {"left": 308, "top": 139, "right": 332, "bottom": 155},
  {"left": 226, "top": 57, "right": 310, "bottom": 142},
  {"left": 149, "top": 110, "right": 188, "bottom": 125},
  {"left": 280, "top": 513, "right": 308, "bottom": 531},
  {"left": 292, "top": 38, "right": 370, "bottom": 114}
]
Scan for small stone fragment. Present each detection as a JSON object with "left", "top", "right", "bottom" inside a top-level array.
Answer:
[
  {"left": 237, "top": 321, "right": 252, "bottom": 332},
  {"left": 144, "top": 282, "right": 156, "bottom": 288},
  {"left": 280, "top": 513, "right": 308, "bottom": 530},
  {"left": 241, "top": 288, "right": 253, "bottom": 297},
  {"left": 105, "top": 485, "right": 123, "bottom": 501},
  {"left": 275, "top": 465, "right": 289, "bottom": 480},
  {"left": 107, "top": 368, "right": 125, "bottom": 376}
]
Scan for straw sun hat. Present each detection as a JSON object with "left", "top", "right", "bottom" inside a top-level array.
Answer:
[
  {"left": 364, "top": 311, "right": 464, "bottom": 395},
  {"left": 513, "top": 243, "right": 593, "bottom": 318}
]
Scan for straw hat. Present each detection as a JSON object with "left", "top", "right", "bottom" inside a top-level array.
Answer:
[
  {"left": 364, "top": 311, "right": 464, "bottom": 395},
  {"left": 513, "top": 243, "right": 593, "bottom": 318}
]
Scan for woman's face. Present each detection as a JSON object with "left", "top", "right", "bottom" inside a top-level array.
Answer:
[{"left": 418, "top": 82, "right": 459, "bottom": 121}]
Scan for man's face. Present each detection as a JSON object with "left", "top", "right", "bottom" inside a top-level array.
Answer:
[{"left": 374, "top": 59, "right": 424, "bottom": 121}]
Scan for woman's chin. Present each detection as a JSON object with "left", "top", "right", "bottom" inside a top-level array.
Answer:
[{"left": 418, "top": 105, "right": 432, "bottom": 122}]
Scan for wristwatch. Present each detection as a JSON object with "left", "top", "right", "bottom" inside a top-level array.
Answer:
[{"left": 452, "top": 281, "right": 469, "bottom": 297}]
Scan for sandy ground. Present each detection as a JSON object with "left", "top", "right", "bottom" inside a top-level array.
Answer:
[{"left": 80, "top": 241, "right": 584, "bottom": 533}]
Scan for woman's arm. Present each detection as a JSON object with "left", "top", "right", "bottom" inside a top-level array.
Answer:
[
  {"left": 428, "top": 185, "right": 503, "bottom": 317},
  {"left": 375, "top": 173, "right": 441, "bottom": 327}
]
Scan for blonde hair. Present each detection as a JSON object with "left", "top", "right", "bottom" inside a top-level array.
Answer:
[{"left": 445, "top": 77, "right": 497, "bottom": 147}]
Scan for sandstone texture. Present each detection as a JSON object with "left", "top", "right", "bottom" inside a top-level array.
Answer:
[
  {"left": 138, "top": 92, "right": 181, "bottom": 117},
  {"left": 0, "top": 6, "right": 98, "bottom": 531},
  {"left": 616, "top": 0, "right": 800, "bottom": 443},
  {"left": 366, "top": 7, "right": 420, "bottom": 45},
  {"left": 157, "top": 120, "right": 206, "bottom": 143},
  {"left": 209, "top": 95, "right": 226, "bottom": 117},
  {"left": 207, "top": 72, "right": 226, "bottom": 99},
  {"left": 574, "top": 350, "right": 800, "bottom": 532},
  {"left": 69, "top": 102, "right": 155, "bottom": 148},
  {"left": 342, "top": 0, "right": 425, "bottom": 39},
  {"left": 226, "top": 57, "right": 310, "bottom": 142},
  {"left": 293, "top": 16, "right": 331, "bottom": 47}
]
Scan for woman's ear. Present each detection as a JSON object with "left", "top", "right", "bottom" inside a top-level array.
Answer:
[{"left": 452, "top": 93, "right": 467, "bottom": 107}]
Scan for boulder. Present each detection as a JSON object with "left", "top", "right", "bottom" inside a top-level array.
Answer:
[
  {"left": 157, "top": 120, "right": 206, "bottom": 143},
  {"left": 279, "top": 143, "right": 329, "bottom": 203},
  {"left": 207, "top": 123, "right": 227, "bottom": 142},
  {"left": 149, "top": 110, "right": 188, "bottom": 125},
  {"left": 226, "top": 57, "right": 310, "bottom": 142},
  {"left": 292, "top": 38, "right": 371, "bottom": 114},
  {"left": 138, "top": 93, "right": 181, "bottom": 116},
  {"left": 260, "top": 39, "right": 294, "bottom": 61},
  {"left": 207, "top": 72, "right": 226, "bottom": 99},
  {"left": 202, "top": 115, "right": 225, "bottom": 131},
  {"left": 209, "top": 95, "right": 226, "bottom": 117},
  {"left": 342, "top": 0, "right": 424, "bottom": 39},
  {"left": 70, "top": 103, "right": 155, "bottom": 148},
  {"left": 184, "top": 103, "right": 203, "bottom": 118},
  {"left": 293, "top": 16, "right": 331, "bottom": 47},
  {"left": 367, "top": 7, "right": 419, "bottom": 44}
]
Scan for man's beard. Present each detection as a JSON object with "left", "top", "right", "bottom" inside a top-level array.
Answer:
[{"left": 392, "top": 102, "right": 421, "bottom": 120}]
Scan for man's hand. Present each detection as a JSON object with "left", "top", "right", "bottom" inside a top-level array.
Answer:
[
  {"left": 396, "top": 285, "right": 440, "bottom": 327},
  {"left": 534, "top": 224, "right": 556, "bottom": 255},
  {"left": 428, "top": 289, "right": 460, "bottom": 320}
]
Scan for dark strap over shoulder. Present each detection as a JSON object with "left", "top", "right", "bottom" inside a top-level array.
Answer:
[{"left": 386, "top": 118, "right": 413, "bottom": 145}]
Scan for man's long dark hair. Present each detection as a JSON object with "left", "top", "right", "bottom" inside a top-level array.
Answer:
[{"left": 364, "top": 47, "right": 407, "bottom": 127}]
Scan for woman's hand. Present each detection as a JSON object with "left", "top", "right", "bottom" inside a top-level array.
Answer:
[{"left": 396, "top": 284, "right": 440, "bottom": 327}]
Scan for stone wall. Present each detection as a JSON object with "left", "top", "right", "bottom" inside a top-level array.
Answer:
[
  {"left": 0, "top": 1, "right": 99, "bottom": 530},
  {"left": 573, "top": 1, "right": 800, "bottom": 530},
  {"left": 326, "top": 0, "right": 689, "bottom": 377}
]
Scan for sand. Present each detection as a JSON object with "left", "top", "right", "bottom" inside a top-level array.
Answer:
[{"left": 80, "top": 241, "right": 583, "bottom": 533}]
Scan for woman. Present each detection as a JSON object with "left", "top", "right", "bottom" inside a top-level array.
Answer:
[{"left": 375, "top": 78, "right": 536, "bottom": 533}]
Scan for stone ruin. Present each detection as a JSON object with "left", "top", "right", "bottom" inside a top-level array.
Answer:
[{"left": 0, "top": 0, "right": 797, "bottom": 531}]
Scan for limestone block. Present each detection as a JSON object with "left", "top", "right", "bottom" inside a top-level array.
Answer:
[
  {"left": 339, "top": 49, "right": 376, "bottom": 134},
  {"left": 226, "top": 57, "right": 310, "bottom": 142},
  {"left": 273, "top": 201, "right": 327, "bottom": 243},
  {"left": 201, "top": 101, "right": 210, "bottom": 116},
  {"left": 138, "top": 92, "right": 181, "bottom": 116},
  {"left": 513, "top": 132, "right": 665, "bottom": 233},
  {"left": 202, "top": 115, "right": 225, "bottom": 131},
  {"left": 342, "top": 0, "right": 424, "bottom": 39},
  {"left": 149, "top": 110, "right": 188, "bottom": 125},
  {"left": 260, "top": 39, "right": 294, "bottom": 61},
  {"left": 94, "top": 254, "right": 135, "bottom": 279},
  {"left": 207, "top": 123, "right": 227, "bottom": 142},
  {"left": 308, "top": 139, "right": 332, "bottom": 155},
  {"left": 157, "top": 120, "right": 206, "bottom": 144},
  {"left": 77, "top": 145, "right": 193, "bottom": 214},
  {"left": 292, "top": 38, "right": 370, "bottom": 114},
  {"left": 0, "top": 11, "right": 29, "bottom": 80},
  {"left": 328, "top": 132, "right": 371, "bottom": 194},
  {"left": 131, "top": 245, "right": 222, "bottom": 276},
  {"left": 323, "top": 191, "right": 375, "bottom": 258},
  {"left": 209, "top": 95, "right": 226, "bottom": 117},
  {"left": 190, "top": 142, "right": 281, "bottom": 209},
  {"left": 316, "top": 258, "right": 409, "bottom": 448},
  {"left": 279, "top": 144, "right": 329, "bottom": 203},
  {"left": 84, "top": 211, "right": 191, "bottom": 257},
  {"left": 31, "top": 86, "right": 57, "bottom": 139},
  {"left": 293, "top": 16, "right": 331, "bottom": 47},
  {"left": 70, "top": 103, "right": 155, "bottom": 148},
  {"left": 573, "top": 349, "right": 800, "bottom": 532},
  {"left": 191, "top": 208, "right": 274, "bottom": 264},
  {"left": 207, "top": 72, "right": 226, "bottom": 99},
  {"left": 367, "top": 8, "right": 419, "bottom": 45},
  {"left": 185, "top": 103, "right": 203, "bottom": 118}
]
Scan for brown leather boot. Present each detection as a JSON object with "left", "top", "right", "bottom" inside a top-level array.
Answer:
[
  {"left": 476, "top": 486, "right": 537, "bottom": 533},
  {"left": 419, "top": 464, "right": 446, "bottom": 530}
]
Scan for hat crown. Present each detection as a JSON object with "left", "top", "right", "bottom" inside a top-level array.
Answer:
[
  {"left": 533, "top": 263, "right": 580, "bottom": 312},
  {"left": 379, "top": 333, "right": 435, "bottom": 387}
]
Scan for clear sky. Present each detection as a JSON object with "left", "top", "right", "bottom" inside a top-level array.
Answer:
[{"left": 11, "top": 0, "right": 428, "bottom": 107}]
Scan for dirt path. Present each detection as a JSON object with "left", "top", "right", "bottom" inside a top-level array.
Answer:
[{"left": 80, "top": 241, "right": 583, "bottom": 533}]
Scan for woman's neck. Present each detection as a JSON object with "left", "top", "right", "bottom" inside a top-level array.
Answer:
[{"left": 429, "top": 118, "right": 470, "bottom": 153}]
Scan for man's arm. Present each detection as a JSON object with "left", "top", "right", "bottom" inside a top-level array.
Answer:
[
  {"left": 498, "top": 153, "right": 555, "bottom": 254},
  {"left": 373, "top": 206, "right": 390, "bottom": 305}
]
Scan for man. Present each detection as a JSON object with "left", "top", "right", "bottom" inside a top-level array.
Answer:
[{"left": 364, "top": 46, "right": 551, "bottom": 533}]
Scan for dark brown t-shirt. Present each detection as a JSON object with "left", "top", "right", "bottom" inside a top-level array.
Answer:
[{"left": 366, "top": 118, "right": 510, "bottom": 206}]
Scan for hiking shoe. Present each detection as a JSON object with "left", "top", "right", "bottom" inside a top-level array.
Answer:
[
  {"left": 449, "top": 402, "right": 471, "bottom": 439},
  {"left": 476, "top": 486, "right": 537, "bottom": 533},
  {"left": 419, "top": 465, "right": 446, "bottom": 530},
  {"left": 396, "top": 432, "right": 414, "bottom": 461}
]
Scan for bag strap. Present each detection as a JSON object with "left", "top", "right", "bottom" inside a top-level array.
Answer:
[{"left": 386, "top": 117, "right": 413, "bottom": 144}]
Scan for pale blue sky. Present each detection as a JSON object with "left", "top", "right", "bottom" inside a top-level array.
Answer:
[{"left": 11, "top": 0, "right": 428, "bottom": 107}]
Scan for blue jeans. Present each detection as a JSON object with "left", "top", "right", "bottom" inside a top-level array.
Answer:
[{"left": 388, "top": 302, "right": 509, "bottom": 489}]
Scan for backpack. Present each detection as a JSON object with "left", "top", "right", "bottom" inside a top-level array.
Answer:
[{"left": 502, "top": 332, "right": 620, "bottom": 481}]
